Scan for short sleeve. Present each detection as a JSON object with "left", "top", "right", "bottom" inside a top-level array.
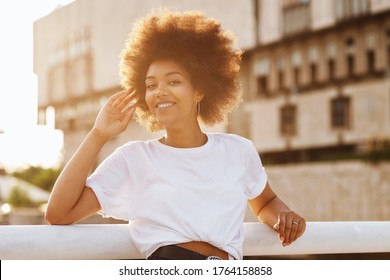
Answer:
[
  {"left": 243, "top": 142, "right": 268, "bottom": 199},
  {"left": 86, "top": 148, "right": 131, "bottom": 220}
]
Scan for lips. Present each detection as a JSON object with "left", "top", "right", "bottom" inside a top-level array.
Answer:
[{"left": 155, "top": 102, "right": 176, "bottom": 108}]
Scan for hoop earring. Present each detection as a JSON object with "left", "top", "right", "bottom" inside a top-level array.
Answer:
[{"left": 197, "top": 101, "right": 201, "bottom": 116}]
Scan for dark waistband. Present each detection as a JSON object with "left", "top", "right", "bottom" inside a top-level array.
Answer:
[{"left": 148, "top": 245, "right": 209, "bottom": 260}]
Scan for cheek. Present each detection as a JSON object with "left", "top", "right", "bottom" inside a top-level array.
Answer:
[{"left": 144, "top": 92, "right": 155, "bottom": 113}]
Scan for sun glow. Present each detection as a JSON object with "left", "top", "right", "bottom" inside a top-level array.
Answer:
[
  {"left": 0, "top": 0, "right": 75, "bottom": 171},
  {"left": 0, "top": 126, "right": 64, "bottom": 171}
]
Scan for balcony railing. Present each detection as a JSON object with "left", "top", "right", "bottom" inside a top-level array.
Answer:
[{"left": 1, "top": 221, "right": 390, "bottom": 259}]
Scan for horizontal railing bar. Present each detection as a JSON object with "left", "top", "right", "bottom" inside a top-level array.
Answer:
[
  {"left": 1, "top": 222, "right": 389, "bottom": 259},
  {"left": 243, "top": 221, "right": 390, "bottom": 256}
]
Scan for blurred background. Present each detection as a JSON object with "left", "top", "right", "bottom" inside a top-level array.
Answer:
[{"left": 0, "top": 0, "right": 389, "bottom": 226}]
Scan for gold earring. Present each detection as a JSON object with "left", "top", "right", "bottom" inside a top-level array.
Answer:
[{"left": 196, "top": 101, "right": 201, "bottom": 116}]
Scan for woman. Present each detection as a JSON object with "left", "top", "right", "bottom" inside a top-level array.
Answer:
[{"left": 45, "top": 9, "right": 306, "bottom": 260}]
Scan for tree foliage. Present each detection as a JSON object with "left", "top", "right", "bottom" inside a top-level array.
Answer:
[
  {"left": 12, "top": 166, "right": 62, "bottom": 192},
  {"left": 8, "top": 186, "right": 35, "bottom": 207}
]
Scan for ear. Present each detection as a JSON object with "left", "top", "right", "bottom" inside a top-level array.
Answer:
[{"left": 195, "top": 91, "right": 204, "bottom": 102}]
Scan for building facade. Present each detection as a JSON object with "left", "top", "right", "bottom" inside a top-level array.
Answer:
[
  {"left": 35, "top": 0, "right": 390, "bottom": 165},
  {"left": 34, "top": 0, "right": 256, "bottom": 164},
  {"left": 237, "top": 0, "right": 390, "bottom": 164}
]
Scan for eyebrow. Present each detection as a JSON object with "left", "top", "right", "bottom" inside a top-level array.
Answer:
[{"left": 145, "top": 71, "right": 183, "bottom": 80}]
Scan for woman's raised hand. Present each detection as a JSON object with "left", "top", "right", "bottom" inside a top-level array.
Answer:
[{"left": 92, "top": 89, "right": 138, "bottom": 140}]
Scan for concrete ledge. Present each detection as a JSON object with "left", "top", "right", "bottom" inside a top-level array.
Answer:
[{"left": 1, "top": 222, "right": 390, "bottom": 259}]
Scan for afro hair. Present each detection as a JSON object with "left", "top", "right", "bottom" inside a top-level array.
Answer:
[{"left": 119, "top": 8, "right": 242, "bottom": 131}]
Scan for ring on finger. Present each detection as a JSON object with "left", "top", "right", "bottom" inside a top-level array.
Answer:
[{"left": 292, "top": 221, "right": 299, "bottom": 226}]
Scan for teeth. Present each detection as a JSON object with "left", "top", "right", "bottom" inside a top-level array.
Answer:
[{"left": 157, "top": 103, "right": 174, "bottom": 108}]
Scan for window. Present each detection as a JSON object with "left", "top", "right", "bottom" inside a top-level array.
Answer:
[
  {"left": 283, "top": 0, "right": 311, "bottom": 36},
  {"left": 291, "top": 51, "right": 302, "bottom": 87},
  {"left": 48, "top": 27, "right": 92, "bottom": 101},
  {"left": 387, "top": 30, "right": 390, "bottom": 72},
  {"left": 347, "top": 55, "right": 355, "bottom": 77},
  {"left": 38, "top": 109, "right": 46, "bottom": 125},
  {"left": 276, "top": 57, "right": 285, "bottom": 90},
  {"left": 308, "top": 47, "right": 319, "bottom": 84},
  {"left": 45, "top": 106, "right": 56, "bottom": 129},
  {"left": 365, "top": 32, "right": 376, "bottom": 74},
  {"left": 328, "top": 59, "right": 336, "bottom": 81},
  {"left": 278, "top": 71, "right": 285, "bottom": 90},
  {"left": 331, "top": 96, "right": 350, "bottom": 129},
  {"left": 68, "top": 118, "right": 76, "bottom": 131},
  {"left": 366, "top": 50, "right": 375, "bottom": 74},
  {"left": 345, "top": 37, "right": 355, "bottom": 78},
  {"left": 280, "top": 104, "right": 297, "bottom": 136},
  {"left": 335, "top": 0, "right": 369, "bottom": 21},
  {"left": 66, "top": 55, "right": 92, "bottom": 97},
  {"left": 257, "top": 76, "right": 268, "bottom": 95},
  {"left": 254, "top": 58, "right": 270, "bottom": 96},
  {"left": 327, "top": 42, "right": 337, "bottom": 81},
  {"left": 48, "top": 64, "right": 66, "bottom": 102},
  {"left": 293, "top": 67, "right": 301, "bottom": 87},
  {"left": 310, "top": 64, "right": 318, "bottom": 84}
]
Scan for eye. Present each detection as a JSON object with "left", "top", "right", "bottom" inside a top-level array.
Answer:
[
  {"left": 146, "top": 83, "right": 157, "bottom": 90},
  {"left": 169, "top": 80, "right": 182, "bottom": 86}
]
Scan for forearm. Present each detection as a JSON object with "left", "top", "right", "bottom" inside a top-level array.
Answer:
[
  {"left": 250, "top": 183, "right": 306, "bottom": 246},
  {"left": 257, "top": 196, "right": 290, "bottom": 228},
  {"left": 249, "top": 183, "right": 291, "bottom": 228},
  {"left": 46, "top": 129, "right": 107, "bottom": 220}
]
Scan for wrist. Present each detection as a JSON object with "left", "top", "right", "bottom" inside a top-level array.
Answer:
[{"left": 89, "top": 127, "right": 110, "bottom": 143}]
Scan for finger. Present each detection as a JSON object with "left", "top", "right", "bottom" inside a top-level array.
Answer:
[
  {"left": 283, "top": 214, "right": 294, "bottom": 246},
  {"left": 277, "top": 212, "right": 286, "bottom": 244},
  {"left": 119, "top": 93, "right": 137, "bottom": 112},
  {"left": 273, "top": 222, "right": 279, "bottom": 232},
  {"left": 120, "top": 106, "right": 137, "bottom": 129},
  {"left": 111, "top": 90, "right": 132, "bottom": 108},
  {"left": 108, "top": 90, "right": 127, "bottom": 106},
  {"left": 294, "top": 219, "right": 306, "bottom": 241},
  {"left": 273, "top": 211, "right": 282, "bottom": 232},
  {"left": 121, "top": 100, "right": 139, "bottom": 114},
  {"left": 289, "top": 219, "right": 300, "bottom": 244}
]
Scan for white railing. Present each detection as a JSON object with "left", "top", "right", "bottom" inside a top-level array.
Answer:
[{"left": 1, "top": 222, "right": 390, "bottom": 259}]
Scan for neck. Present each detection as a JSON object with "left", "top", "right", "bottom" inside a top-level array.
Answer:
[{"left": 162, "top": 125, "right": 207, "bottom": 148}]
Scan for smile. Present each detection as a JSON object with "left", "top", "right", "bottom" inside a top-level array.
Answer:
[{"left": 156, "top": 102, "right": 175, "bottom": 108}]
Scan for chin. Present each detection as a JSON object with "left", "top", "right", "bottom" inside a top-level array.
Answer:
[{"left": 155, "top": 117, "right": 175, "bottom": 128}]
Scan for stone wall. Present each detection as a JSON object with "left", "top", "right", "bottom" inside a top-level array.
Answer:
[{"left": 248, "top": 160, "right": 390, "bottom": 222}]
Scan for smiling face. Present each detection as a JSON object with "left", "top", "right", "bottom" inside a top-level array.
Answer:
[{"left": 145, "top": 59, "right": 203, "bottom": 130}]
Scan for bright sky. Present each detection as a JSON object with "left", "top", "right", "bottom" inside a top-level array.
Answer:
[{"left": 0, "top": 0, "right": 75, "bottom": 171}]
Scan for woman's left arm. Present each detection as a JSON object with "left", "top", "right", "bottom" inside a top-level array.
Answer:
[{"left": 248, "top": 182, "right": 306, "bottom": 246}]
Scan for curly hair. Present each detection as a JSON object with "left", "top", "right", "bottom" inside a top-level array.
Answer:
[{"left": 119, "top": 8, "right": 242, "bottom": 131}]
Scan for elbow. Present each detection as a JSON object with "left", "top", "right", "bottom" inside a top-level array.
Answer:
[
  {"left": 45, "top": 206, "right": 71, "bottom": 225},
  {"left": 44, "top": 209, "right": 59, "bottom": 225}
]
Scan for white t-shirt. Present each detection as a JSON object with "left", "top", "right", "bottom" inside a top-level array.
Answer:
[{"left": 86, "top": 133, "right": 267, "bottom": 259}]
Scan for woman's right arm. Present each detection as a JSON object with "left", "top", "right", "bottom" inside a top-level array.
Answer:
[{"left": 45, "top": 90, "right": 137, "bottom": 225}]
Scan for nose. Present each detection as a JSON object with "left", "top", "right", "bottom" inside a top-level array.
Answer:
[{"left": 155, "top": 84, "right": 168, "bottom": 97}]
